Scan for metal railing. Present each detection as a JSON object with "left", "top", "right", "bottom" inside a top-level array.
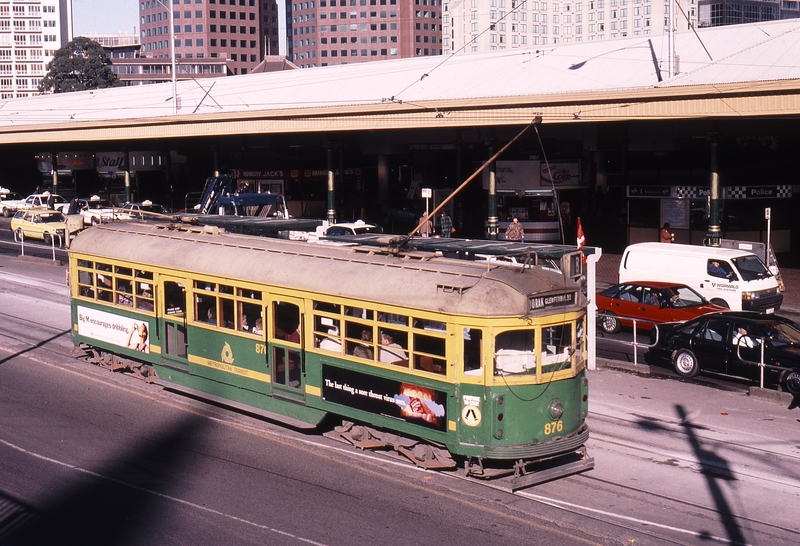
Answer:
[
  {"left": 13, "top": 230, "right": 63, "bottom": 261},
  {"left": 596, "top": 312, "right": 660, "bottom": 367}
]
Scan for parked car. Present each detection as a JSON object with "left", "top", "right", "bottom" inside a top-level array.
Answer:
[
  {"left": 597, "top": 281, "right": 725, "bottom": 334},
  {"left": 22, "top": 192, "right": 69, "bottom": 210},
  {"left": 120, "top": 200, "right": 173, "bottom": 220},
  {"left": 323, "top": 220, "right": 382, "bottom": 237},
  {"left": 0, "top": 188, "right": 25, "bottom": 217},
  {"left": 58, "top": 195, "right": 133, "bottom": 225},
  {"left": 648, "top": 311, "right": 800, "bottom": 395},
  {"left": 11, "top": 209, "right": 70, "bottom": 246}
]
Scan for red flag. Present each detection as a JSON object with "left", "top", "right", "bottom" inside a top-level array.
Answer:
[{"left": 576, "top": 217, "right": 587, "bottom": 265}]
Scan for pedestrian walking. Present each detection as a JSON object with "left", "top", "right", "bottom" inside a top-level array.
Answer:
[{"left": 439, "top": 211, "right": 453, "bottom": 238}]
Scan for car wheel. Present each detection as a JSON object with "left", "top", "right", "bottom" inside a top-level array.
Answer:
[
  {"left": 780, "top": 369, "right": 800, "bottom": 396},
  {"left": 91, "top": 216, "right": 100, "bottom": 226},
  {"left": 710, "top": 298, "right": 729, "bottom": 309},
  {"left": 599, "top": 312, "right": 621, "bottom": 334},
  {"left": 673, "top": 349, "right": 700, "bottom": 378},
  {"left": 2, "top": 208, "right": 9, "bottom": 218},
  {"left": 15, "top": 228, "right": 23, "bottom": 240},
  {"left": 43, "top": 232, "right": 52, "bottom": 246}
]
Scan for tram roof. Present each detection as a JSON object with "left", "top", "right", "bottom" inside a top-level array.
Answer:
[
  {"left": 3, "top": 19, "right": 800, "bottom": 143},
  {"left": 325, "top": 234, "right": 590, "bottom": 262},
  {"left": 69, "top": 222, "right": 583, "bottom": 317}
]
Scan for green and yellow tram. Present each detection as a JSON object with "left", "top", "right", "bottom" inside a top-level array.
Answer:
[{"left": 68, "top": 222, "right": 592, "bottom": 487}]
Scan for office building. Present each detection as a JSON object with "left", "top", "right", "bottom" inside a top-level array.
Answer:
[
  {"left": 138, "top": 0, "right": 281, "bottom": 75},
  {"left": 0, "top": 0, "right": 72, "bottom": 98},
  {"left": 286, "top": 0, "right": 443, "bottom": 68},
  {"left": 442, "top": 0, "right": 699, "bottom": 53},
  {"left": 698, "top": 0, "right": 800, "bottom": 26}
]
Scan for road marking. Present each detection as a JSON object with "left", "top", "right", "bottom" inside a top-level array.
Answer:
[{"left": 0, "top": 438, "right": 330, "bottom": 546}]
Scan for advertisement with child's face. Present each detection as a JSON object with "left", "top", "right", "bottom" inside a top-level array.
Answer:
[{"left": 76, "top": 305, "right": 150, "bottom": 353}]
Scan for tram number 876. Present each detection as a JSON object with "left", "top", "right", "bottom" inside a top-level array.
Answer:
[{"left": 544, "top": 420, "right": 564, "bottom": 435}]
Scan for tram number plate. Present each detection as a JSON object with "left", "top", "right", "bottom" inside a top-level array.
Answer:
[{"left": 543, "top": 420, "right": 563, "bottom": 435}]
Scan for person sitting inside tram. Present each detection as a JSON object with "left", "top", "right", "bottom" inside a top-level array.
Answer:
[
  {"left": 379, "top": 331, "right": 408, "bottom": 364},
  {"left": 353, "top": 329, "right": 374, "bottom": 360},
  {"left": 319, "top": 327, "right": 342, "bottom": 352}
]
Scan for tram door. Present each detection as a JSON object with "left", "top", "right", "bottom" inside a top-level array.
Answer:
[
  {"left": 159, "top": 278, "right": 189, "bottom": 372},
  {"left": 269, "top": 297, "right": 305, "bottom": 401}
]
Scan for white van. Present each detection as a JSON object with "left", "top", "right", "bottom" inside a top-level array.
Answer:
[{"left": 618, "top": 242, "right": 783, "bottom": 313}]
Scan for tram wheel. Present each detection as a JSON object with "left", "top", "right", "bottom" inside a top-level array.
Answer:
[
  {"left": 599, "top": 312, "right": 621, "bottom": 334},
  {"left": 673, "top": 349, "right": 700, "bottom": 378}
]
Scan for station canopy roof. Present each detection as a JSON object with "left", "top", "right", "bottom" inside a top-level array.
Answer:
[{"left": 2, "top": 19, "right": 800, "bottom": 143}]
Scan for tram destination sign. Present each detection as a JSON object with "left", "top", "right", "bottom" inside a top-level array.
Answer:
[{"left": 529, "top": 292, "right": 575, "bottom": 311}]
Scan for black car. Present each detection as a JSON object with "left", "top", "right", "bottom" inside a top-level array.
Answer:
[{"left": 649, "top": 311, "right": 800, "bottom": 395}]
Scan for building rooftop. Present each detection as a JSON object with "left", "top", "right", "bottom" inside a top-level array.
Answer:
[{"left": 1, "top": 18, "right": 799, "bottom": 137}]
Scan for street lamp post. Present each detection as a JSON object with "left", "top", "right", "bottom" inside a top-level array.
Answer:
[{"left": 154, "top": 0, "right": 178, "bottom": 114}]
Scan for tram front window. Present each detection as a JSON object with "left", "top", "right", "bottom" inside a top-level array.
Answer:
[
  {"left": 541, "top": 325, "right": 573, "bottom": 373},
  {"left": 494, "top": 329, "right": 536, "bottom": 375}
]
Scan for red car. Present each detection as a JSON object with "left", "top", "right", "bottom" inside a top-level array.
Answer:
[{"left": 597, "top": 281, "right": 726, "bottom": 334}]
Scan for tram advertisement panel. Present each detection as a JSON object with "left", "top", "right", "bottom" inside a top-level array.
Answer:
[
  {"left": 76, "top": 305, "right": 150, "bottom": 353},
  {"left": 322, "top": 365, "right": 446, "bottom": 431}
]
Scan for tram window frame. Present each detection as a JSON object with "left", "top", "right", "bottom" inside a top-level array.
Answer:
[
  {"left": 412, "top": 332, "right": 446, "bottom": 375},
  {"left": 378, "top": 326, "right": 408, "bottom": 366},
  {"left": 74, "top": 259, "right": 156, "bottom": 313},
  {"left": 345, "top": 321, "right": 375, "bottom": 360},
  {"left": 345, "top": 306, "right": 373, "bottom": 320},
  {"left": 313, "top": 300, "right": 343, "bottom": 352},
  {"left": 494, "top": 328, "right": 537, "bottom": 376},
  {"left": 463, "top": 328, "right": 483, "bottom": 377},
  {"left": 540, "top": 323, "right": 573, "bottom": 373}
]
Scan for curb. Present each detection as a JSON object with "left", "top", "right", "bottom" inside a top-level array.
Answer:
[{"left": 596, "top": 359, "right": 798, "bottom": 407}]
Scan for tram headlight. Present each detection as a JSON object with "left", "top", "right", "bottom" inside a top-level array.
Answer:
[{"left": 549, "top": 399, "right": 564, "bottom": 420}]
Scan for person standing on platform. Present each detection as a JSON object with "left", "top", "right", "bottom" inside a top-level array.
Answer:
[
  {"left": 418, "top": 211, "right": 433, "bottom": 237},
  {"left": 505, "top": 217, "right": 525, "bottom": 242},
  {"left": 440, "top": 211, "right": 453, "bottom": 238},
  {"left": 660, "top": 222, "right": 675, "bottom": 243}
]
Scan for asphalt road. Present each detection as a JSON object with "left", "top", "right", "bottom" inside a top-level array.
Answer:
[{"left": 1, "top": 222, "right": 800, "bottom": 545}]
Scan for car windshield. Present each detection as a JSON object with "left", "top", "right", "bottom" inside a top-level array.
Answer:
[
  {"left": 757, "top": 320, "right": 800, "bottom": 348},
  {"left": 731, "top": 255, "right": 771, "bottom": 282},
  {"left": 41, "top": 213, "right": 65, "bottom": 223},
  {"left": 1, "top": 192, "right": 22, "bottom": 200},
  {"left": 662, "top": 286, "right": 707, "bottom": 308}
]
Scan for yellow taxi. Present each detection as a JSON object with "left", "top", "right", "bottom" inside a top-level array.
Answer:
[{"left": 11, "top": 208, "right": 70, "bottom": 246}]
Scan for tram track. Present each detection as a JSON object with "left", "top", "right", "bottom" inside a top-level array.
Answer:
[{"left": 587, "top": 410, "right": 800, "bottom": 489}]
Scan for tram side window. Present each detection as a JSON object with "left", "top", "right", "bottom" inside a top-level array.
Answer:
[
  {"left": 136, "top": 281, "right": 154, "bottom": 311},
  {"left": 77, "top": 268, "right": 95, "bottom": 299},
  {"left": 413, "top": 332, "right": 446, "bottom": 375},
  {"left": 463, "top": 328, "right": 483, "bottom": 376},
  {"left": 135, "top": 271, "right": 155, "bottom": 312},
  {"left": 163, "top": 282, "right": 185, "bottom": 315},
  {"left": 541, "top": 324, "right": 573, "bottom": 373},
  {"left": 116, "top": 278, "right": 133, "bottom": 307},
  {"left": 219, "top": 296, "right": 235, "bottom": 330},
  {"left": 95, "top": 263, "right": 113, "bottom": 303},
  {"left": 494, "top": 329, "right": 536, "bottom": 375},
  {"left": 313, "top": 300, "right": 342, "bottom": 352},
  {"left": 345, "top": 321, "right": 374, "bottom": 360},
  {"left": 379, "top": 312, "right": 408, "bottom": 327},
  {"left": 239, "top": 301, "right": 263, "bottom": 334},
  {"left": 379, "top": 327, "right": 408, "bottom": 366},
  {"left": 195, "top": 293, "right": 218, "bottom": 325},
  {"left": 274, "top": 301, "right": 300, "bottom": 343},
  {"left": 345, "top": 306, "right": 373, "bottom": 320}
]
